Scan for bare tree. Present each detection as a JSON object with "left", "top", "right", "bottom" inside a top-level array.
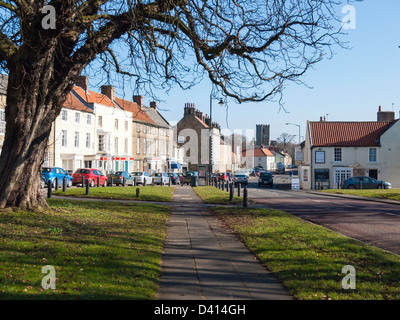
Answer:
[
  {"left": 0, "top": 0, "right": 344, "bottom": 209},
  {"left": 277, "top": 132, "right": 296, "bottom": 151}
]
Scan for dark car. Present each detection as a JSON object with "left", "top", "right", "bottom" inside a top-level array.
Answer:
[
  {"left": 42, "top": 166, "right": 73, "bottom": 188},
  {"left": 258, "top": 171, "right": 273, "bottom": 188},
  {"left": 182, "top": 171, "right": 198, "bottom": 185},
  {"left": 107, "top": 171, "right": 134, "bottom": 186},
  {"left": 72, "top": 168, "right": 108, "bottom": 187},
  {"left": 341, "top": 176, "right": 392, "bottom": 189},
  {"left": 168, "top": 172, "right": 180, "bottom": 185}
]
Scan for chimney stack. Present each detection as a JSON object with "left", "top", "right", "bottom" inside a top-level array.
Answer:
[
  {"left": 377, "top": 106, "right": 395, "bottom": 122},
  {"left": 150, "top": 101, "right": 157, "bottom": 111},
  {"left": 101, "top": 85, "right": 115, "bottom": 101},
  {"left": 133, "top": 95, "right": 143, "bottom": 107},
  {"left": 76, "top": 76, "right": 88, "bottom": 91}
]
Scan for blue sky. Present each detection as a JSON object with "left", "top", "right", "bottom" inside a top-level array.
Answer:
[{"left": 90, "top": 1, "right": 400, "bottom": 142}]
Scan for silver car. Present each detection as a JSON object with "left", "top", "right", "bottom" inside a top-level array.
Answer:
[
  {"left": 130, "top": 171, "right": 152, "bottom": 185},
  {"left": 152, "top": 172, "right": 170, "bottom": 185},
  {"left": 233, "top": 174, "right": 248, "bottom": 186}
]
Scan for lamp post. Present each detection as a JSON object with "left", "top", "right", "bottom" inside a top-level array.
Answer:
[
  {"left": 285, "top": 123, "right": 301, "bottom": 145},
  {"left": 209, "top": 93, "right": 224, "bottom": 177}
]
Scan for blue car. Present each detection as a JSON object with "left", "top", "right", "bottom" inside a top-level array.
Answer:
[{"left": 42, "top": 167, "right": 73, "bottom": 188}]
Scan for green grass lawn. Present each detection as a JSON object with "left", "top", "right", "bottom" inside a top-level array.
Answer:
[
  {"left": 193, "top": 186, "right": 243, "bottom": 205},
  {"left": 213, "top": 207, "right": 400, "bottom": 300},
  {"left": 53, "top": 186, "right": 174, "bottom": 202},
  {"left": 321, "top": 188, "right": 400, "bottom": 201},
  {"left": 0, "top": 199, "right": 170, "bottom": 299}
]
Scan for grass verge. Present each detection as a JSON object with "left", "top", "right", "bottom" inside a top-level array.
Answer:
[
  {"left": 213, "top": 206, "right": 400, "bottom": 300},
  {"left": 0, "top": 199, "right": 170, "bottom": 299},
  {"left": 321, "top": 188, "right": 400, "bottom": 202},
  {"left": 193, "top": 186, "right": 243, "bottom": 205},
  {"left": 53, "top": 186, "right": 174, "bottom": 202}
]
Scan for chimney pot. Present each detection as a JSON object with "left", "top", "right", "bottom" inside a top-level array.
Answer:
[
  {"left": 150, "top": 101, "right": 157, "bottom": 110},
  {"left": 76, "top": 75, "right": 88, "bottom": 91}
]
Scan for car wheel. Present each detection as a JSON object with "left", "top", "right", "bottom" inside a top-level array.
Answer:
[
  {"left": 377, "top": 184, "right": 383, "bottom": 189},
  {"left": 90, "top": 180, "right": 95, "bottom": 187},
  {"left": 347, "top": 184, "right": 355, "bottom": 189},
  {"left": 67, "top": 180, "right": 73, "bottom": 188},
  {"left": 103, "top": 181, "right": 107, "bottom": 187}
]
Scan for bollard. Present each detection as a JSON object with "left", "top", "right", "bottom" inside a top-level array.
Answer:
[
  {"left": 47, "top": 180, "right": 52, "bottom": 198},
  {"left": 229, "top": 183, "right": 233, "bottom": 201},
  {"left": 243, "top": 187, "right": 248, "bottom": 208},
  {"left": 86, "top": 179, "right": 90, "bottom": 195},
  {"left": 97, "top": 176, "right": 100, "bottom": 188},
  {"left": 237, "top": 183, "right": 241, "bottom": 197},
  {"left": 143, "top": 178, "right": 146, "bottom": 186},
  {"left": 226, "top": 181, "right": 229, "bottom": 192},
  {"left": 63, "top": 176, "right": 67, "bottom": 192},
  {"left": 55, "top": 177, "right": 59, "bottom": 191},
  {"left": 123, "top": 177, "right": 126, "bottom": 187},
  {"left": 136, "top": 187, "right": 140, "bottom": 198},
  {"left": 169, "top": 178, "right": 171, "bottom": 187},
  {"left": 110, "top": 177, "right": 113, "bottom": 187},
  {"left": 82, "top": 176, "right": 85, "bottom": 188}
]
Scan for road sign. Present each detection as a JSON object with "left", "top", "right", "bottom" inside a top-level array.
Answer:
[{"left": 291, "top": 178, "right": 300, "bottom": 191}]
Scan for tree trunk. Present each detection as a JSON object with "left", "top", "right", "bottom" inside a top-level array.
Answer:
[{"left": 0, "top": 65, "right": 70, "bottom": 210}]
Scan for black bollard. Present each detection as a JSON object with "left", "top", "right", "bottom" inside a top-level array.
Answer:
[
  {"left": 86, "top": 179, "right": 90, "bottom": 195},
  {"left": 47, "top": 180, "right": 52, "bottom": 198},
  {"left": 97, "top": 176, "right": 100, "bottom": 188},
  {"left": 143, "top": 178, "right": 146, "bottom": 186},
  {"left": 229, "top": 183, "right": 233, "bottom": 201},
  {"left": 82, "top": 177, "right": 85, "bottom": 188},
  {"left": 237, "top": 183, "right": 241, "bottom": 197},
  {"left": 243, "top": 187, "right": 248, "bottom": 208},
  {"left": 55, "top": 177, "right": 59, "bottom": 191},
  {"left": 110, "top": 177, "right": 113, "bottom": 187},
  {"left": 63, "top": 177, "right": 67, "bottom": 192},
  {"left": 136, "top": 187, "right": 140, "bottom": 198}
]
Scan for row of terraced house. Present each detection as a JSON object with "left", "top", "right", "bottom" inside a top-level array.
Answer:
[{"left": 0, "top": 75, "right": 243, "bottom": 176}]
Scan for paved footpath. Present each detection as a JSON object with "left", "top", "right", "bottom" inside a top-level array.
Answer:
[{"left": 157, "top": 185, "right": 290, "bottom": 300}]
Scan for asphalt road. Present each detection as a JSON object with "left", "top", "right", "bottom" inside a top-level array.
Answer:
[{"left": 247, "top": 175, "right": 400, "bottom": 255}]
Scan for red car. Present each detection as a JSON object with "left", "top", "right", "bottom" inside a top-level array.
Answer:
[
  {"left": 217, "top": 172, "right": 229, "bottom": 181},
  {"left": 72, "top": 168, "right": 108, "bottom": 187}
]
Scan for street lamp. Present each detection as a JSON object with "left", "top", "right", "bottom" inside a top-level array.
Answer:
[
  {"left": 209, "top": 93, "right": 224, "bottom": 177},
  {"left": 285, "top": 123, "right": 301, "bottom": 145}
]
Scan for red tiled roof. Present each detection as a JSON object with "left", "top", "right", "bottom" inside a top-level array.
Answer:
[
  {"left": 63, "top": 91, "right": 93, "bottom": 113},
  {"left": 242, "top": 147, "right": 274, "bottom": 157},
  {"left": 115, "top": 97, "right": 156, "bottom": 125},
  {"left": 310, "top": 121, "right": 394, "bottom": 147}
]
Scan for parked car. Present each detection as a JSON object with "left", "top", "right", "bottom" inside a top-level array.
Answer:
[
  {"left": 258, "top": 171, "right": 273, "bottom": 188},
  {"left": 226, "top": 172, "right": 233, "bottom": 181},
  {"left": 182, "top": 171, "right": 198, "bottom": 185},
  {"left": 233, "top": 174, "right": 248, "bottom": 186},
  {"left": 341, "top": 176, "right": 392, "bottom": 189},
  {"left": 217, "top": 172, "right": 229, "bottom": 181},
  {"left": 42, "top": 166, "right": 73, "bottom": 188},
  {"left": 168, "top": 172, "right": 180, "bottom": 185},
  {"left": 131, "top": 171, "right": 152, "bottom": 185},
  {"left": 177, "top": 172, "right": 183, "bottom": 184},
  {"left": 276, "top": 162, "right": 285, "bottom": 174},
  {"left": 107, "top": 171, "right": 134, "bottom": 186},
  {"left": 152, "top": 172, "right": 170, "bottom": 185},
  {"left": 72, "top": 168, "right": 108, "bottom": 187}
]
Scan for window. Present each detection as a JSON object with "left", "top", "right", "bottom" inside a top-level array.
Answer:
[
  {"left": 334, "top": 167, "right": 353, "bottom": 185},
  {"left": 148, "top": 140, "right": 151, "bottom": 155},
  {"left": 369, "top": 148, "right": 377, "bottom": 163},
  {"left": 87, "top": 114, "right": 91, "bottom": 125},
  {"left": 124, "top": 138, "right": 128, "bottom": 154},
  {"left": 114, "top": 137, "right": 118, "bottom": 154},
  {"left": 137, "top": 123, "right": 141, "bottom": 133},
  {"left": 98, "top": 116, "right": 103, "bottom": 128},
  {"left": 0, "top": 110, "right": 5, "bottom": 134},
  {"left": 61, "top": 110, "right": 68, "bottom": 122},
  {"left": 143, "top": 138, "right": 147, "bottom": 154},
  {"left": 61, "top": 130, "right": 67, "bottom": 147},
  {"left": 75, "top": 112, "right": 80, "bottom": 124},
  {"left": 114, "top": 119, "right": 119, "bottom": 130},
  {"left": 143, "top": 125, "right": 147, "bottom": 133},
  {"left": 136, "top": 137, "right": 140, "bottom": 154},
  {"left": 98, "top": 135, "right": 105, "bottom": 152},
  {"left": 86, "top": 133, "right": 91, "bottom": 148},
  {"left": 315, "top": 151, "right": 325, "bottom": 164},
  {"left": 125, "top": 121, "right": 128, "bottom": 131},
  {"left": 74, "top": 132, "right": 79, "bottom": 148},
  {"left": 334, "top": 148, "right": 342, "bottom": 162}
]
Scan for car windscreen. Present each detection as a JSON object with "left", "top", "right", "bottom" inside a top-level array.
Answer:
[
  {"left": 154, "top": 173, "right": 162, "bottom": 177},
  {"left": 131, "top": 172, "right": 143, "bottom": 176},
  {"left": 42, "top": 168, "right": 53, "bottom": 173},
  {"left": 260, "top": 173, "right": 272, "bottom": 178},
  {"left": 235, "top": 175, "right": 246, "bottom": 178}
]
